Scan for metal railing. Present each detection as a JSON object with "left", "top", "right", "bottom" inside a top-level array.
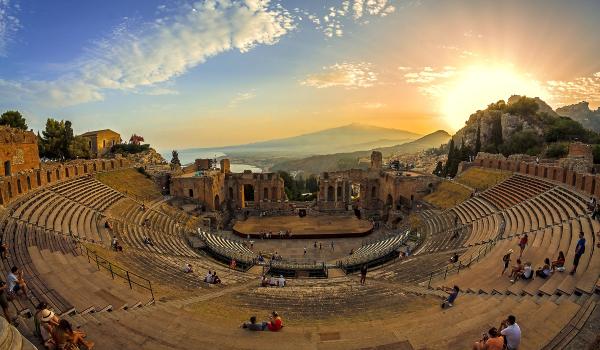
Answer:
[
  {"left": 80, "top": 245, "right": 155, "bottom": 304},
  {"left": 424, "top": 238, "right": 498, "bottom": 288}
]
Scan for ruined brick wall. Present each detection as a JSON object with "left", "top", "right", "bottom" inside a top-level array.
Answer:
[
  {"left": 0, "top": 126, "right": 40, "bottom": 176},
  {"left": 169, "top": 170, "right": 286, "bottom": 211},
  {"left": 0, "top": 157, "right": 131, "bottom": 206}
]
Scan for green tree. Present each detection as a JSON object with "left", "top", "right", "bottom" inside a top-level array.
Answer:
[
  {"left": 68, "top": 135, "right": 92, "bottom": 159},
  {"left": 306, "top": 175, "right": 319, "bottom": 193},
  {"left": 506, "top": 96, "right": 539, "bottom": 117},
  {"left": 432, "top": 161, "right": 443, "bottom": 177},
  {"left": 171, "top": 150, "right": 181, "bottom": 166},
  {"left": 545, "top": 143, "right": 568, "bottom": 159},
  {"left": 40, "top": 118, "right": 69, "bottom": 160},
  {"left": 0, "top": 110, "right": 28, "bottom": 130},
  {"left": 489, "top": 113, "right": 503, "bottom": 147}
]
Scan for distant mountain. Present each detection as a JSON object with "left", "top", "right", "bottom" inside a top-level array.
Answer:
[
  {"left": 177, "top": 123, "right": 421, "bottom": 159},
  {"left": 556, "top": 101, "right": 600, "bottom": 133},
  {"left": 271, "top": 130, "right": 451, "bottom": 174}
]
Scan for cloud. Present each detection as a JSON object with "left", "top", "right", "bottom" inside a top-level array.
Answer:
[
  {"left": 403, "top": 66, "right": 456, "bottom": 84},
  {"left": 0, "top": 0, "right": 21, "bottom": 56},
  {"left": 546, "top": 72, "right": 600, "bottom": 107},
  {"left": 2, "top": 0, "right": 295, "bottom": 107},
  {"left": 463, "top": 30, "right": 483, "bottom": 39},
  {"left": 294, "top": 0, "right": 395, "bottom": 38},
  {"left": 229, "top": 91, "right": 256, "bottom": 107},
  {"left": 362, "top": 102, "right": 385, "bottom": 109},
  {"left": 300, "top": 62, "right": 378, "bottom": 89}
]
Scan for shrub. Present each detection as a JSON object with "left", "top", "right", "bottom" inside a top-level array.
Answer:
[
  {"left": 545, "top": 143, "right": 568, "bottom": 159},
  {"left": 112, "top": 143, "right": 150, "bottom": 154}
]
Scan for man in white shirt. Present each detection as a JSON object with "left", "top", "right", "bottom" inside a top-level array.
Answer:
[
  {"left": 277, "top": 275, "right": 286, "bottom": 287},
  {"left": 7, "top": 266, "right": 27, "bottom": 296},
  {"left": 204, "top": 270, "right": 213, "bottom": 283},
  {"left": 500, "top": 315, "right": 521, "bottom": 350}
]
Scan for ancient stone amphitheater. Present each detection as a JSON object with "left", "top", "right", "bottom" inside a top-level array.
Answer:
[{"left": 0, "top": 162, "right": 598, "bottom": 349}]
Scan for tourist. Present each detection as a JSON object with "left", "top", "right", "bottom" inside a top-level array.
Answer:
[
  {"left": 518, "top": 233, "right": 528, "bottom": 257},
  {"left": 551, "top": 251, "right": 566, "bottom": 272},
  {"left": 230, "top": 258, "right": 237, "bottom": 270},
  {"left": 588, "top": 196, "right": 596, "bottom": 212},
  {"left": 331, "top": 241, "right": 334, "bottom": 251},
  {"left": 0, "top": 278, "right": 14, "bottom": 325},
  {"left": 265, "top": 311, "right": 283, "bottom": 331},
  {"left": 570, "top": 232, "right": 586, "bottom": 275},
  {"left": 592, "top": 204, "right": 600, "bottom": 221},
  {"left": 184, "top": 264, "right": 193, "bottom": 273},
  {"left": 37, "top": 305, "right": 59, "bottom": 349},
  {"left": 0, "top": 238, "right": 8, "bottom": 260},
  {"left": 261, "top": 275, "right": 269, "bottom": 287},
  {"left": 52, "top": 319, "right": 94, "bottom": 350},
  {"left": 141, "top": 203, "right": 146, "bottom": 212},
  {"left": 449, "top": 253, "right": 459, "bottom": 264},
  {"left": 142, "top": 236, "right": 153, "bottom": 245},
  {"left": 508, "top": 259, "right": 523, "bottom": 281},
  {"left": 349, "top": 248, "right": 354, "bottom": 255},
  {"left": 472, "top": 327, "right": 504, "bottom": 350},
  {"left": 319, "top": 242, "right": 322, "bottom": 250},
  {"left": 360, "top": 264, "right": 367, "bottom": 285},
  {"left": 111, "top": 236, "right": 118, "bottom": 251},
  {"left": 204, "top": 270, "right": 213, "bottom": 283},
  {"left": 304, "top": 247, "right": 307, "bottom": 256},
  {"left": 536, "top": 258, "right": 552, "bottom": 279},
  {"left": 501, "top": 249, "right": 513, "bottom": 275},
  {"left": 212, "top": 271, "right": 221, "bottom": 284},
  {"left": 7, "top": 266, "right": 28, "bottom": 297},
  {"left": 512, "top": 262, "right": 533, "bottom": 283},
  {"left": 499, "top": 315, "right": 521, "bottom": 350},
  {"left": 441, "top": 285, "right": 460, "bottom": 308},
  {"left": 277, "top": 274, "right": 286, "bottom": 287},
  {"left": 241, "top": 316, "right": 266, "bottom": 331}
]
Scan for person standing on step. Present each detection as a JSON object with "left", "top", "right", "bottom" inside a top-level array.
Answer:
[
  {"left": 518, "top": 233, "right": 528, "bottom": 257},
  {"left": 360, "top": 264, "right": 368, "bottom": 285},
  {"left": 570, "top": 232, "right": 586, "bottom": 275},
  {"left": 499, "top": 315, "right": 521, "bottom": 350},
  {"left": 501, "top": 249, "right": 513, "bottom": 276}
]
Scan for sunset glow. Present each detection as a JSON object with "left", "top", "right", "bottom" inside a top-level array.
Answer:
[{"left": 441, "top": 66, "right": 550, "bottom": 131}]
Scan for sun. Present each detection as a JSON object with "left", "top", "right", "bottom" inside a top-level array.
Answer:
[{"left": 441, "top": 65, "right": 549, "bottom": 132}]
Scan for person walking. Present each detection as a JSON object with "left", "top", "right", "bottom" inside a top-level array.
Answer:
[
  {"left": 570, "top": 232, "right": 586, "bottom": 275},
  {"left": 518, "top": 234, "right": 528, "bottom": 257},
  {"left": 502, "top": 249, "right": 513, "bottom": 275},
  {"left": 360, "top": 264, "right": 367, "bottom": 285}
]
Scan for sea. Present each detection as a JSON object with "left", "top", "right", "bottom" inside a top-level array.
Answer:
[{"left": 161, "top": 149, "right": 263, "bottom": 173}]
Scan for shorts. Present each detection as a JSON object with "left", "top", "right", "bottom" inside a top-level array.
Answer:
[
  {"left": 11, "top": 284, "right": 20, "bottom": 293},
  {"left": 0, "top": 293, "right": 8, "bottom": 309},
  {"left": 573, "top": 254, "right": 582, "bottom": 266},
  {"left": 504, "top": 261, "right": 509, "bottom": 268}
]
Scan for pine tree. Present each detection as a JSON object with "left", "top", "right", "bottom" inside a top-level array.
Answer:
[{"left": 171, "top": 150, "right": 181, "bottom": 166}]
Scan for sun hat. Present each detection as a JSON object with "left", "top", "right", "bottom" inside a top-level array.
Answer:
[
  {"left": 40, "top": 309, "right": 55, "bottom": 323},
  {"left": 507, "top": 249, "right": 514, "bottom": 254}
]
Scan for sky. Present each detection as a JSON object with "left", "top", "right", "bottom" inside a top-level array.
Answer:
[{"left": 1, "top": 0, "right": 600, "bottom": 151}]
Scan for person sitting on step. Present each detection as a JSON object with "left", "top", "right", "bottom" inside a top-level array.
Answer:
[
  {"left": 551, "top": 251, "right": 566, "bottom": 272},
  {"left": 508, "top": 259, "right": 523, "bottom": 281},
  {"left": 512, "top": 262, "right": 533, "bottom": 283},
  {"left": 52, "top": 319, "right": 94, "bottom": 350},
  {"left": 441, "top": 285, "right": 460, "bottom": 308},
  {"left": 204, "top": 270, "right": 213, "bottom": 283},
  {"left": 7, "top": 266, "right": 29, "bottom": 298},
  {"left": 265, "top": 311, "right": 283, "bottom": 331},
  {"left": 211, "top": 271, "right": 221, "bottom": 284},
  {"left": 183, "top": 264, "right": 193, "bottom": 273},
  {"left": 472, "top": 327, "right": 504, "bottom": 350},
  {"left": 241, "top": 316, "right": 266, "bottom": 331},
  {"left": 535, "top": 258, "right": 552, "bottom": 279},
  {"left": 37, "top": 304, "right": 59, "bottom": 349}
]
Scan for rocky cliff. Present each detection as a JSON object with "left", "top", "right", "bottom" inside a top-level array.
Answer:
[{"left": 556, "top": 101, "right": 600, "bottom": 132}]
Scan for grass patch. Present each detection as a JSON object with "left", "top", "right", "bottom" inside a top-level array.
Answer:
[
  {"left": 96, "top": 168, "right": 162, "bottom": 201},
  {"left": 455, "top": 167, "right": 512, "bottom": 191},
  {"left": 423, "top": 181, "right": 471, "bottom": 209}
]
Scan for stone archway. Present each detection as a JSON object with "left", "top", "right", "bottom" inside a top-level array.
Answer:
[{"left": 327, "top": 186, "right": 334, "bottom": 201}]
